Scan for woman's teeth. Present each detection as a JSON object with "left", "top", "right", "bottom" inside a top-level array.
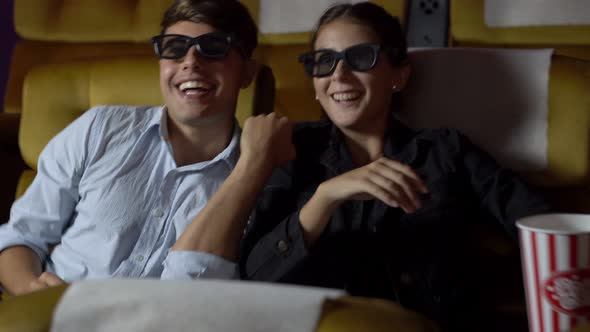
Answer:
[{"left": 332, "top": 92, "right": 360, "bottom": 102}]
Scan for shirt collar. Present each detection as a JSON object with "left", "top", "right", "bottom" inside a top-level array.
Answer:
[
  {"left": 157, "top": 106, "right": 170, "bottom": 141},
  {"left": 319, "top": 116, "right": 420, "bottom": 173},
  {"left": 154, "top": 106, "right": 240, "bottom": 170}
]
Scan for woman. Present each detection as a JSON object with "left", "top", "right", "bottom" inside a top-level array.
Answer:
[{"left": 240, "top": 2, "right": 551, "bottom": 330}]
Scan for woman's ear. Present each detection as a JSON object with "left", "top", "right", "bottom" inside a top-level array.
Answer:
[
  {"left": 240, "top": 59, "right": 258, "bottom": 89},
  {"left": 393, "top": 61, "right": 411, "bottom": 92}
]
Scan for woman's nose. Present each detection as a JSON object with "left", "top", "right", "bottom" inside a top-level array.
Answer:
[{"left": 331, "top": 59, "right": 351, "bottom": 80}]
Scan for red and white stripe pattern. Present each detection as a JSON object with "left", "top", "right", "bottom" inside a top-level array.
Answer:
[{"left": 520, "top": 230, "right": 590, "bottom": 332}]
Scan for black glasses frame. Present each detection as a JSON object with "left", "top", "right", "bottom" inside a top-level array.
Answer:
[
  {"left": 299, "top": 43, "right": 389, "bottom": 78},
  {"left": 151, "top": 32, "right": 237, "bottom": 60}
]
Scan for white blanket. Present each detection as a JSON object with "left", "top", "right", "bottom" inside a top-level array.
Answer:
[
  {"left": 258, "top": 0, "right": 367, "bottom": 34},
  {"left": 397, "top": 48, "right": 552, "bottom": 171},
  {"left": 50, "top": 279, "right": 344, "bottom": 332},
  {"left": 485, "top": 0, "right": 590, "bottom": 27}
]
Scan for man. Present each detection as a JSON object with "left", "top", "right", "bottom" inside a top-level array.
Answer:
[{"left": 0, "top": 0, "right": 293, "bottom": 295}]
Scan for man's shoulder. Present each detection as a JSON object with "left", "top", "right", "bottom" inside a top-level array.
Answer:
[
  {"left": 90, "top": 105, "right": 161, "bottom": 120},
  {"left": 89, "top": 105, "right": 163, "bottom": 130}
]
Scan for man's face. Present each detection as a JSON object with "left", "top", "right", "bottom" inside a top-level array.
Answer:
[{"left": 159, "top": 21, "right": 254, "bottom": 130}]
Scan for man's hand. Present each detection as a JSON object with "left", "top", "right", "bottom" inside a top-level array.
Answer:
[
  {"left": 240, "top": 113, "right": 296, "bottom": 170},
  {"left": 26, "top": 271, "right": 66, "bottom": 294}
]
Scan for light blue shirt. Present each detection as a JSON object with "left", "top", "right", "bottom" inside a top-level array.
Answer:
[{"left": 0, "top": 105, "right": 239, "bottom": 282}]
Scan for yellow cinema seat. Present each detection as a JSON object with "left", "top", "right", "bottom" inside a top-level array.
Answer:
[{"left": 450, "top": 0, "right": 590, "bottom": 60}]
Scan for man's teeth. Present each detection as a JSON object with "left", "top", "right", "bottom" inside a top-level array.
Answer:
[
  {"left": 332, "top": 92, "right": 360, "bottom": 102},
  {"left": 179, "top": 81, "right": 211, "bottom": 92}
]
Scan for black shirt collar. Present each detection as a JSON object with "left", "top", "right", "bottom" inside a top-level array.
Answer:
[{"left": 319, "top": 116, "right": 420, "bottom": 174}]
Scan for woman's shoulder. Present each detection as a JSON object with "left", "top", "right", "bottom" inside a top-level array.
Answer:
[{"left": 403, "top": 123, "right": 474, "bottom": 157}]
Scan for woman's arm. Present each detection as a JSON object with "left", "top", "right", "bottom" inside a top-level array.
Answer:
[{"left": 241, "top": 156, "right": 427, "bottom": 281}]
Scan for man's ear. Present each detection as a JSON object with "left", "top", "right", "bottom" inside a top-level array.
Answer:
[{"left": 240, "top": 59, "right": 258, "bottom": 89}]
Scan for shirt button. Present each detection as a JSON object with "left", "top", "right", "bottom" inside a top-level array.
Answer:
[
  {"left": 276, "top": 240, "right": 289, "bottom": 253},
  {"left": 137, "top": 255, "right": 144, "bottom": 262},
  {"left": 153, "top": 209, "right": 164, "bottom": 218}
]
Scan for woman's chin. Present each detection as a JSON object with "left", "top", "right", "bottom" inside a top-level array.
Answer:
[{"left": 326, "top": 110, "right": 363, "bottom": 128}]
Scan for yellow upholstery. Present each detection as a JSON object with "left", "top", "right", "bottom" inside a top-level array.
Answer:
[
  {"left": 450, "top": 0, "right": 590, "bottom": 60},
  {"left": 14, "top": 0, "right": 167, "bottom": 42},
  {"left": 0, "top": 285, "right": 68, "bottom": 332},
  {"left": 0, "top": 286, "right": 437, "bottom": 332},
  {"left": 256, "top": 44, "right": 319, "bottom": 121},
  {"left": 317, "top": 297, "right": 439, "bottom": 332},
  {"left": 4, "top": 41, "right": 152, "bottom": 114},
  {"left": 15, "top": 169, "right": 35, "bottom": 200},
  {"left": 522, "top": 55, "right": 590, "bottom": 188}
]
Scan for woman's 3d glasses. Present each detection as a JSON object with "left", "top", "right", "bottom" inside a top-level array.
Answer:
[
  {"left": 151, "top": 32, "right": 240, "bottom": 60},
  {"left": 298, "top": 43, "right": 389, "bottom": 78}
]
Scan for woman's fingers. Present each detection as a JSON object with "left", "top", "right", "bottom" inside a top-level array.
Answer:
[
  {"left": 367, "top": 160, "right": 427, "bottom": 211},
  {"left": 377, "top": 158, "right": 428, "bottom": 193},
  {"left": 319, "top": 157, "right": 426, "bottom": 213},
  {"left": 364, "top": 171, "right": 416, "bottom": 212}
]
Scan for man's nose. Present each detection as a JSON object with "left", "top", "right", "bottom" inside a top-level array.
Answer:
[{"left": 181, "top": 46, "right": 203, "bottom": 71}]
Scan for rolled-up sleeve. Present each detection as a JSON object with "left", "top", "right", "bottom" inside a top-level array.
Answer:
[
  {"left": 0, "top": 109, "right": 99, "bottom": 261},
  {"left": 161, "top": 250, "right": 238, "bottom": 279}
]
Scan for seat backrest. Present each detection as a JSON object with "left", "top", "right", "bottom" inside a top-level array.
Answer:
[
  {"left": 14, "top": 0, "right": 167, "bottom": 42},
  {"left": 397, "top": 48, "right": 590, "bottom": 210},
  {"left": 6, "top": 0, "right": 168, "bottom": 114},
  {"left": 450, "top": 0, "right": 590, "bottom": 60}
]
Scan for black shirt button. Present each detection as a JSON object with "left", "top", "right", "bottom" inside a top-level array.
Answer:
[{"left": 276, "top": 239, "right": 289, "bottom": 253}]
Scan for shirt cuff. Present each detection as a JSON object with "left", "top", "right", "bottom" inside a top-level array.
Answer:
[
  {"left": 0, "top": 225, "right": 48, "bottom": 262},
  {"left": 161, "top": 250, "right": 238, "bottom": 280}
]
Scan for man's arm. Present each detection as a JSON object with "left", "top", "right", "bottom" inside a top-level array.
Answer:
[
  {"left": 169, "top": 113, "right": 295, "bottom": 262},
  {"left": 0, "top": 246, "right": 41, "bottom": 295},
  {"left": 0, "top": 108, "right": 100, "bottom": 294},
  {"left": 0, "top": 246, "right": 64, "bottom": 295}
]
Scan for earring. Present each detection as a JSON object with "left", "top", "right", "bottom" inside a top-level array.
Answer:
[
  {"left": 392, "top": 85, "right": 398, "bottom": 91},
  {"left": 315, "top": 96, "right": 319, "bottom": 100}
]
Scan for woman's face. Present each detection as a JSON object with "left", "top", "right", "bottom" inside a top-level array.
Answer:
[{"left": 312, "top": 19, "right": 408, "bottom": 132}]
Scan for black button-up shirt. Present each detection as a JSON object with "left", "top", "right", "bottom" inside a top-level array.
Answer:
[{"left": 240, "top": 118, "right": 551, "bottom": 330}]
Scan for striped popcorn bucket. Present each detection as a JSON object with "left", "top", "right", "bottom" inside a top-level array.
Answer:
[{"left": 517, "top": 214, "right": 590, "bottom": 332}]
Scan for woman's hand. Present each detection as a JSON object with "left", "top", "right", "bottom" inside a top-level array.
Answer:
[
  {"left": 300, "top": 157, "right": 428, "bottom": 246},
  {"left": 317, "top": 157, "right": 428, "bottom": 213}
]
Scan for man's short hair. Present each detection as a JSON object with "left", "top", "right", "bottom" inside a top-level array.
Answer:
[{"left": 160, "top": 0, "right": 258, "bottom": 59}]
